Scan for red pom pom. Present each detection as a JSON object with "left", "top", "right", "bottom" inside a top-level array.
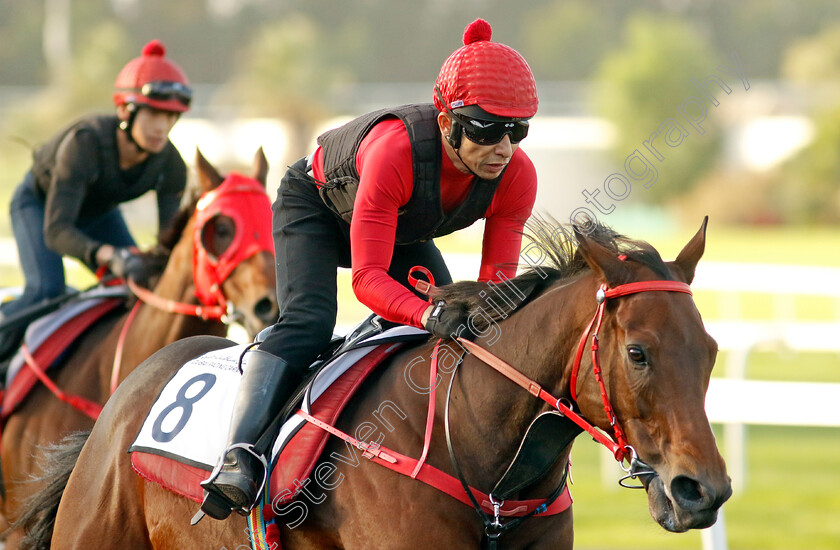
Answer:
[
  {"left": 142, "top": 39, "right": 166, "bottom": 57},
  {"left": 463, "top": 19, "right": 492, "bottom": 45}
]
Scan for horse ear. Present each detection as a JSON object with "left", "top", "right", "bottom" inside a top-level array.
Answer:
[
  {"left": 195, "top": 147, "right": 224, "bottom": 192},
  {"left": 671, "top": 216, "right": 708, "bottom": 284},
  {"left": 574, "top": 227, "right": 625, "bottom": 286},
  {"left": 252, "top": 147, "right": 268, "bottom": 187}
]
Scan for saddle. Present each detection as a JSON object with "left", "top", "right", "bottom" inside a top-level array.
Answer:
[
  {"left": 129, "top": 316, "right": 428, "bottom": 513},
  {"left": 0, "top": 286, "right": 129, "bottom": 420}
]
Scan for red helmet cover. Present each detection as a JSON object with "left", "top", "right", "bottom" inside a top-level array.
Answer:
[
  {"left": 113, "top": 40, "right": 191, "bottom": 113},
  {"left": 434, "top": 19, "right": 537, "bottom": 119}
]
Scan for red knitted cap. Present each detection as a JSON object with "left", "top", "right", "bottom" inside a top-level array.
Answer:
[{"left": 434, "top": 19, "right": 537, "bottom": 119}]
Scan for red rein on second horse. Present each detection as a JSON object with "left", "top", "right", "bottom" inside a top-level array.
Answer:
[{"left": 22, "top": 175, "right": 274, "bottom": 412}]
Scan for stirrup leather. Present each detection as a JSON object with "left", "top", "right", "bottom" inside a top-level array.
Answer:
[{"left": 198, "top": 443, "right": 269, "bottom": 517}]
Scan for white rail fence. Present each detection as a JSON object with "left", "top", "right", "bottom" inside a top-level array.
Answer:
[{"left": 695, "top": 263, "right": 840, "bottom": 550}]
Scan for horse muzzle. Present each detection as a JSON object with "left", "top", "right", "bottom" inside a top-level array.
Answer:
[{"left": 644, "top": 471, "right": 732, "bottom": 532}]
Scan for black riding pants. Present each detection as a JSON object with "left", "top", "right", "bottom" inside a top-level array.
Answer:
[{"left": 258, "top": 158, "right": 452, "bottom": 373}]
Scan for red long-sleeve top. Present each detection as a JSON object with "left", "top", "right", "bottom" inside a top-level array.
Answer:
[{"left": 312, "top": 118, "right": 537, "bottom": 328}]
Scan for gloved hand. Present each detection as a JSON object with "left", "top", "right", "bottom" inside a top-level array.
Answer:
[
  {"left": 423, "top": 299, "right": 471, "bottom": 340},
  {"left": 108, "top": 247, "right": 148, "bottom": 284}
]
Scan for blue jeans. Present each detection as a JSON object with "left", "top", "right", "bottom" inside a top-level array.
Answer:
[{"left": 0, "top": 172, "right": 136, "bottom": 322}]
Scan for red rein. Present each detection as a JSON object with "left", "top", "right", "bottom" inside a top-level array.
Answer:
[
  {"left": 298, "top": 277, "right": 692, "bottom": 519},
  {"left": 461, "top": 279, "right": 692, "bottom": 463}
]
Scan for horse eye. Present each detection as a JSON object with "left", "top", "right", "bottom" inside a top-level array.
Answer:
[
  {"left": 200, "top": 215, "right": 236, "bottom": 259},
  {"left": 626, "top": 345, "right": 647, "bottom": 365}
]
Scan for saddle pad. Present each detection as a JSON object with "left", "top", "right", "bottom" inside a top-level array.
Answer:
[
  {"left": 130, "top": 343, "right": 252, "bottom": 470},
  {"left": 4, "top": 285, "right": 128, "bottom": 387},
  {"left": 1, "top": 295, "right": 124, "bottom": 419},
  {"left": 129, "top": 326, "right": 425, "bottom": 508},
  {"left": 268, "top": 341, "right": 406, "bottom": 508}
]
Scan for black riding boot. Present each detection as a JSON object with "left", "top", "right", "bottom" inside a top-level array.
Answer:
[{"left": 199, "top": 350, "right": 302, "bottom": 519}]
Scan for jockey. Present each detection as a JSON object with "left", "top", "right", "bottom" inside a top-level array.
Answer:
[
  {"left": 0, "top": 40, "right": 192, "bottom": 361},
  {"left": 200, "top": 18, "right": 540, "bottom": 518}
]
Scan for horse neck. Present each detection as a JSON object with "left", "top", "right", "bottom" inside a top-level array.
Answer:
[
  {"left": 476, "top": 271, "right": 598, "bottom": 401},
  {"left": 440, "top": 271, "right": 597, "bottom": 487},
  {"left": 115, "top": 222, "right": 225, "bottom": 382}
]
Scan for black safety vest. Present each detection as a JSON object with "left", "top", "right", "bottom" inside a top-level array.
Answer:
[
  {"left": 316, "top": 103, "right": 504, "bottom": 244},
  {"left": 30, "top": 115, "right": 171, "bottom": 204}
]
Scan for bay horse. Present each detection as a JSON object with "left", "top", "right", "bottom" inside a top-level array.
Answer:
[
  {"left": 22, "top": 218, "right": 730, "bottom": 549},
  {"left": 0, "top": 148, "right": 278, "bottom": 548}
]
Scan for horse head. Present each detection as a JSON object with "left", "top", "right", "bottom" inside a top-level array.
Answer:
[
  {"left": 573, "top": 217, "right": 731, "bottom": 532},
  {"left": 156, "top": 148, "right": 278, "bottom": 338}
]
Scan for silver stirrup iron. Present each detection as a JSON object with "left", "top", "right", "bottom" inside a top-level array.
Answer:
[{"left": 202, "top": 443, "right": 269, "bottom": 512}]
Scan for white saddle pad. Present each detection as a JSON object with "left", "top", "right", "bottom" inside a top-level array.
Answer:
[{"left": 130, "top": 326, "right": 426, "bottom": 469}]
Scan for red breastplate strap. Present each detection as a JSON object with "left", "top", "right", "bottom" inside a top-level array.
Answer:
[{"left": 297, "top": 341, "right": 572, "bottom": 518}]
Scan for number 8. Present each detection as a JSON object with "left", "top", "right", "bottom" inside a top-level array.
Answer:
[{"left": 152, "top": 373, "right": 217, "bottom": 443}]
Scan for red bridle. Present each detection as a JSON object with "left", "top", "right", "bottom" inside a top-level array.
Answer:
[
  {"left": 568, "top": 280, "right": 693, "bottom": 460},
  {"left": 458, "top": 278, "right": 692, "bottom": 464},
  {"left": 113, "top": 175, "right": 273, "bottom": 393},
  {"left": 128, "top": 173, "right": 273, "bottom": 322},
  {"left": 192, "top": 172, "right": 274, "bottom": 311}
]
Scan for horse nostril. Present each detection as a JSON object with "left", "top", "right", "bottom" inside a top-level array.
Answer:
[
  {"left": 670, "top": 475, "right": 708, "bottom": 511},
  {"left": 254, "top": 297, "right": 278, "bottom": 324}
]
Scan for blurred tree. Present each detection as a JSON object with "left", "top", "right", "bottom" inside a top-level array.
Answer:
[
  {"left": 215, "top": 15, "right": 355, "bottom": 164},
  {"left": 593, "top": 14, "right": 723, "bottom": 202},
  {"left": 705, "top": 0, "right": 840, "bottom": 79},
  {"left": 779, "top": 22, "right": 840, "bottom": 223},
  {"left": 779, "top": 105, "right": 840, "bottom": 223},
  {"left": 7, "top": 0, "right": 840, "bottom": 87},
  {"left": 521, "top": 0, "right": 619, "bottom": 80},
  {"left": 0, "top": 1, "right": 46, "bottom": 84},
  {"left": 782, "top": 21, "right": 840, "bottom": 84},
  {"left": 4, "top": 21, "right": 130, "bottom": 149}
]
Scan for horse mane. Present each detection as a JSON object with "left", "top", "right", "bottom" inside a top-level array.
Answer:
[
  {"left": 130, "top": 183, "right": 205, "bottom": 287},
  {"left": 433, "top": 218, "right": 671, "bottom": 328},
  {"left": 158, "top": 183, "right": 204, "bottom": 252}
]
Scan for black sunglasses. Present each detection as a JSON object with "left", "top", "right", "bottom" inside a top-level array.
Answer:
[
  {"left": 450, "top": 111, "right": 529, "bottom": 145},
  {"left": 140, "top": 81, "right": 193, "bottom": 107}
]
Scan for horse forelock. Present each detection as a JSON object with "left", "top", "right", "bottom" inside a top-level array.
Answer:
[{"left": 434, "top": 218, "right": 672, "bottom": 328}]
